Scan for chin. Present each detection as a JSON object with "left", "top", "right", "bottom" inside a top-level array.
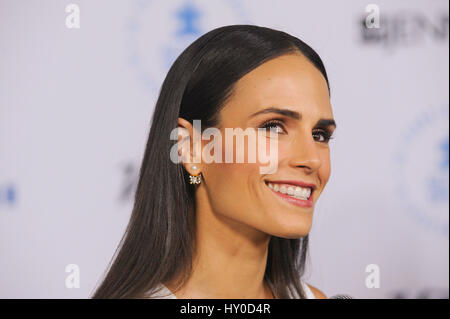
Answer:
[
  {"left": 266, "top": 221, "right": 312, "bottom": 239},
  {"left": 277, "top": 230, "right": 311, "bottom": 239}
]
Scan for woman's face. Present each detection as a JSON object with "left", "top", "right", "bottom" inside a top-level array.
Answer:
[{"left": 197, "top": 52, "right": 335, "bottom": 239}]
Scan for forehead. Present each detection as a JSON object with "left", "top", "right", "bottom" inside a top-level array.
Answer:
[{"left": 220, "top": 53, "right": 333, "bottom": 123}]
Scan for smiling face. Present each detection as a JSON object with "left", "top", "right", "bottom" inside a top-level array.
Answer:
[{"left": 193, "top": 52, "right": 335, "bottom": 239}]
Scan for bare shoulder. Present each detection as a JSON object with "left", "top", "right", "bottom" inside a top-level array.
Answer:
[{"left": 307, "top": 284, "right": 328, "bottom": 299}]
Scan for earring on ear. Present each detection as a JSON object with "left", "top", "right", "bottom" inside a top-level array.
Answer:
[{"left": 189, "top": 165, "right": 202, "bottom": 185}]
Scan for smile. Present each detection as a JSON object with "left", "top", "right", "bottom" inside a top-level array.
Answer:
[{"left": 265, "top": 181, "right": 314, "bottom": 208}]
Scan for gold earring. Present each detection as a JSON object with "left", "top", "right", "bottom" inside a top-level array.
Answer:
[{"left": 189, "top": 174, "right": 201, "bottom": 184}]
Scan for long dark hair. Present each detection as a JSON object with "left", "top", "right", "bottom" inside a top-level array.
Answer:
[{"left": 92, "top": 24, "right": 329, "bottom": 299}]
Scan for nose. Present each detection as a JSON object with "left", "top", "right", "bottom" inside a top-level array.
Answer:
[{"left": 288, "top": 132, "right": 322, "bottom": 173}]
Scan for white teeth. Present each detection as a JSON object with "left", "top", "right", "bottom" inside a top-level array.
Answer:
[
  {"left": 301, "top": 188, "right": 308, "bottom": 197},
  {"left": 267, "top": 183, "right": 312, "bottom": 200},
  {"left": 287, "top": 186, "right": 294, "bottom": 195}
]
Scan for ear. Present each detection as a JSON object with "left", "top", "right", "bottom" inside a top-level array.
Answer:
[{"left": 177, "top": 117, "right": 202, "bottom": 176}]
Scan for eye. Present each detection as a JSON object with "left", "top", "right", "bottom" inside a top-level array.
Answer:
[
  {"left": 313, "top": 129, "right": 334, "bottom": 143},
  {"left": 258, "top": 119, "right": 287, "bottom": 134}
]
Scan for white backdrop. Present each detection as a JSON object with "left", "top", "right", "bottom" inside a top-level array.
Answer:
[{"left": 0, "top": 0, "right": 448, "bottom": 299}]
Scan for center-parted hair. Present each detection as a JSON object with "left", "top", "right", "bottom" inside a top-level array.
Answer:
[{"left": 92, "top": 24, "right": 330, "bottom": 299}]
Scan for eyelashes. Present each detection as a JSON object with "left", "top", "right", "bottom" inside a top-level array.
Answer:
[
  {"left": 258, "top": 118, "right": 335, "bottom": 143},
  {"left": 258, "top": 119, "right": 286, "bottom": 134},
  {"left": 313, "top": 128, "right": 334, "bottom": 143}
]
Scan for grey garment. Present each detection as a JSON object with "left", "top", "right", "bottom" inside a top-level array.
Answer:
[{"left": 146, "top": 281, "right": 316, "bottom": 299}]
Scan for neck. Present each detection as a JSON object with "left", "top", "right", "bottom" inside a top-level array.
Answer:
[{"left": 167, "top": 186, "right": 274, "bottom": 299}]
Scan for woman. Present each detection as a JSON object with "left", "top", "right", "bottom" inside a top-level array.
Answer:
[{"left": 92, "top": 25, "right": 336, "bottom": 299}]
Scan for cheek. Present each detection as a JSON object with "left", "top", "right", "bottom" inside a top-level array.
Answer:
[
  {"left": 318, "top": 150, "right": 331, "bottom": 189},
  {"left": 204, "top": 162, "right": 261, "bottom": 199},
  {"left": 202, "top": 161, "right": 266, "bottom": 224},
  {"left": 201, "top": 131, "right": 272, "bottom": 194},
  {"left": 200, "top": 132, "right": 280, "bottom": 225}
]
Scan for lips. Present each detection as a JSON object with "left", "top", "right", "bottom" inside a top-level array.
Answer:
[{"left": 264, "top": 180, "right": 315, "bottom": 208}]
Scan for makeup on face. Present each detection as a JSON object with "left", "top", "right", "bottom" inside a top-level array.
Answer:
[{"left": 265, "top": 180, "right": 315, "bottom": 208}]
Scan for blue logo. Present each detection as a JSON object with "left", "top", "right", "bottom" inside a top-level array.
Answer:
[
  {"left": 394, "top": 105, "right": 449, "bottom": 237},
  {"left": 125, "top": 0, "right": 248, "bottom": 94},
  {"left": 176, "top": 2, "right": 201, "bottom": 36},
  {"left": 428, "top": 136, "right": 449, "bottom": 201},
  {"left": 0, "top": 183, "right": 17, "bottom": 206}
]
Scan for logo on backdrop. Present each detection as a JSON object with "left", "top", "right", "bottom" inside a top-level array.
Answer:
[
  {"left": 359, "top": 9, "right": 449, "bottom": 48},
  {"left": 394, "top": 104, "right": 449, "bottom": 237},
  {"left": 390, "top": 287, "right": 449, "bottom": 299},
  {"left": 118, "top": 161, "right": 139, "bottom": 202},
  {"left": 125, "top": 0, "right": 247, "bottom": 93},
  {"left": 0, "top": 183, "right": 16, "bottom": 207}
]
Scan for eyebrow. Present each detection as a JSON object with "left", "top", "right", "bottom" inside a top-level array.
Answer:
[{"left": 249, "top": 107, "right": 337, "bottom": 128}]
